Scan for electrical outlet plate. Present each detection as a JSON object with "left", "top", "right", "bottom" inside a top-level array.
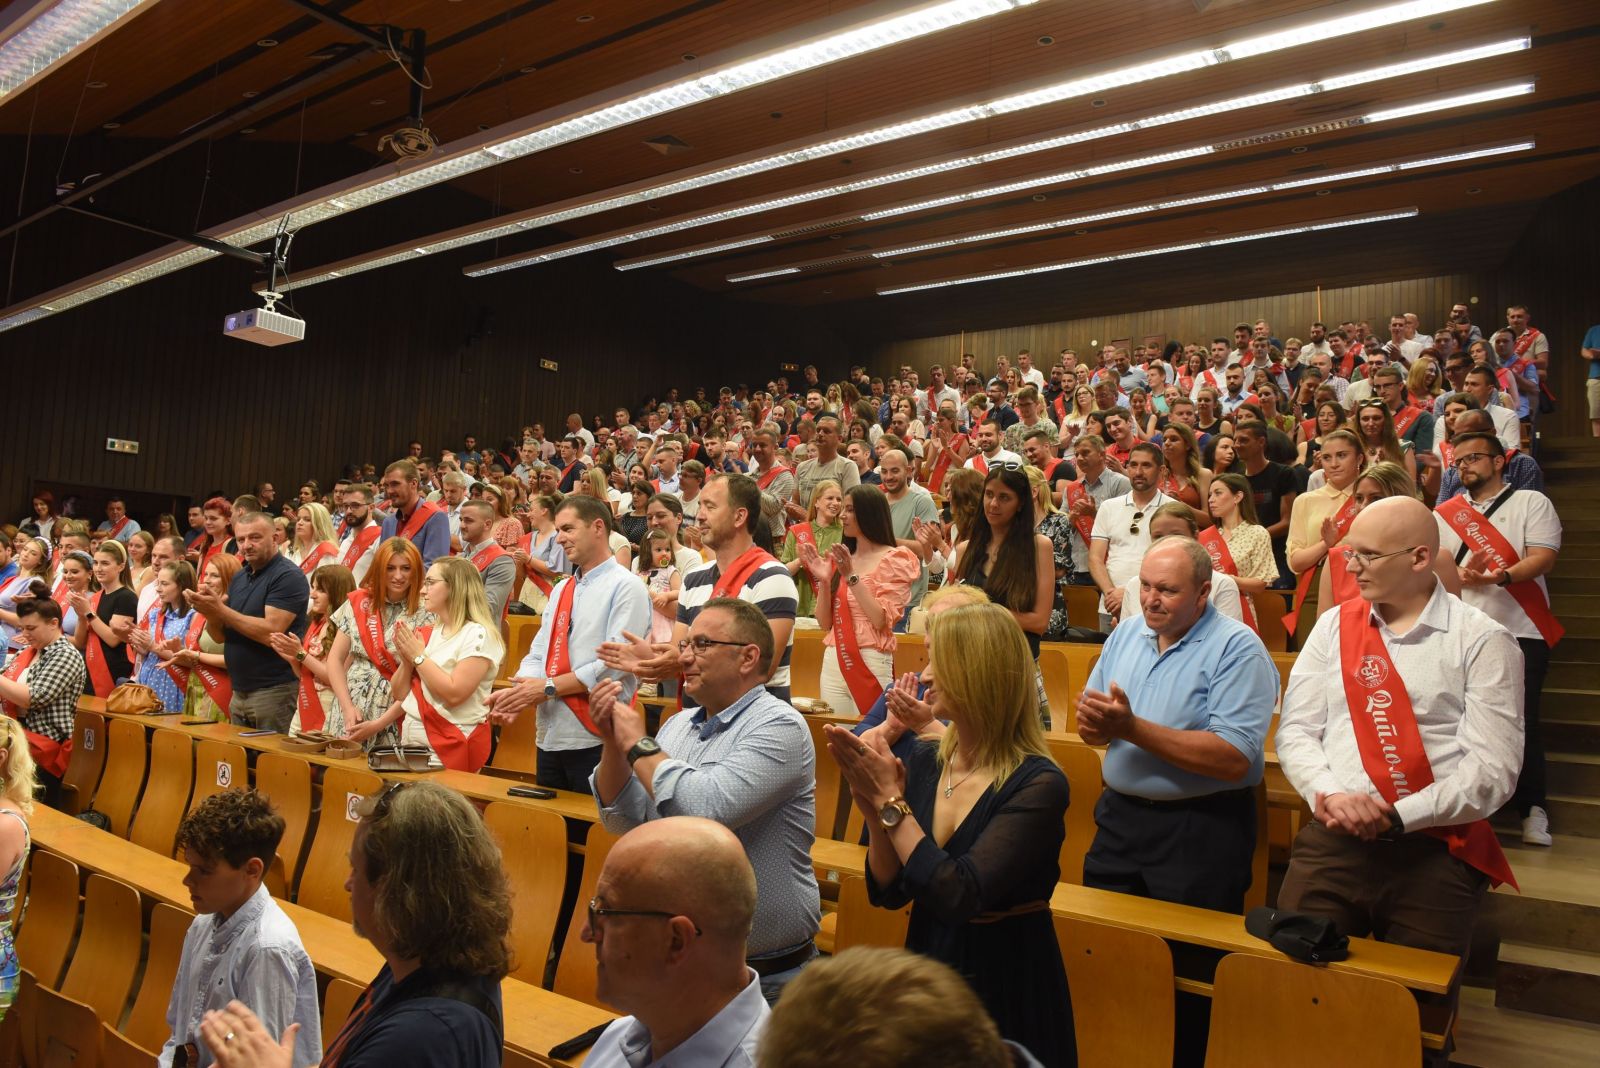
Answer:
[
  {"left": 539, "top": 358, "right": 558, "bottom": 371},
  {"left": 105, "top": 438, "right": 140, "bottom": 454}
]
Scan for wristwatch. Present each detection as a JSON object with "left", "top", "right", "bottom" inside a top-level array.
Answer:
[
  {"left": 83, "top": 611, "right": 96, "bottom": 622},
  {"left": 411, "top": 653, "right": 426, "bottom": 667},
  {"left": 543, "top": 678, "right": 558, "bottom": 699},
  {"left": 627, "top": 736, "right": 663, "bottom": 765},
  {"left": 1496, "top": 570, "right": 1513, "bottom": 587},
  {"left": 847, "top": 573, "right": 861, "bottom": 587},
  {"left": 295, "top": 650, "right": 307, "bottom": 663},
  {"left": 878, "top": 796, "right": 913, "bottom": 829}
]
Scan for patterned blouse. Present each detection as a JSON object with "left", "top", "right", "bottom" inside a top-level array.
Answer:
[{"left": 1223, "top": 522, "right": 1281, "bottom": 583}]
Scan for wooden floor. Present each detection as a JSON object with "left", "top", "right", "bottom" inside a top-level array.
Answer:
[{"left": 1453, "top": 987, "right": 1600, "bottom": 1068}]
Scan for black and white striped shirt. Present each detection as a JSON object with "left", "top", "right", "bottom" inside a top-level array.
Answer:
[{"left": 678, "top": 556, "right": 799, "bottom": 697}]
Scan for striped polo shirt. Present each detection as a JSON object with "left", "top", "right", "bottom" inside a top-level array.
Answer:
[{"left": 677, "top": 554, "right": 798, "bottom": 698}]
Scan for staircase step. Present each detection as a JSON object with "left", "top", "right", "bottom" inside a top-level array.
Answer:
[
  {"left": 1545, "top": 689, "right": 1600, "bottom": 721},
  {"left": 1548, "top": 751, "right": 1600, "bottom": 795},
  {"left": 1453, "top": 985, "right": 1600, "bottom": 1068},
  {"left": 1543, "top": 718, "right": 1600, "bottom": 753},
  {"left": 1548, "top": 661, "right": 1596, "bottom": 690},
  {"left": 1496, "top": 941, "right": 1600, "bottom": 1024},
  {"left": 1549, "top": 594, "right": 1600, "bottom": 619},
  {"left": 1546, "top": 794, "right": 1600, "bottom": 838}
]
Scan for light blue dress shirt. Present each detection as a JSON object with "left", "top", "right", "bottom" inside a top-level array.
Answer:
[
  {"left": 595, "top": 684, "right": 821, "bottom": 957},
  {"left": 517, "top": 558, "right": 650, "bottom": 752},
  {"left": 583, "top": 969, "right": 767, "bottom": 1067},
  {"left": 1087, "top": 601, "right": 1277, "bottom": 801},
  {"left": 157, "top": 884, "right": 321, "bottom": 1068},
  {"left": 378, "top": 503, "right": 451, "bottom": 567}
]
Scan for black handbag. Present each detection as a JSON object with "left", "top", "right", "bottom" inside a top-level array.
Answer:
[{"left": 1245, "top": 906, "right": 1349, "bottom": 963}]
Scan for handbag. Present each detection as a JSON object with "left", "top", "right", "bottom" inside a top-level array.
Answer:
[
  {"left": 106, "top": 682, "right": 163, "bottom": 715},
  {"left": 367, "top": 744, "right": 436, "bottom": 773}
]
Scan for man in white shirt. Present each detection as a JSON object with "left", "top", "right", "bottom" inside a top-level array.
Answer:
[
  {"left": 135, "top": 536, "right": 184, "bottom": 623},
  {"left": 160, "top": 790, "right": 321, "bottom": 1068},
  {"left": 962, "top": 419, "right": 1022, "bottom": 474},
  {"left": 1434, "top": 429, "right": 1562, "bottom": 846},
  {"left": 917, "top": 365, "right": 961, "bottom": 422},
  {"left": 1277, "top": 496, "right": 1522, "bottom": 991},
  {"left": 1302, "top": 322, "right": 1333, "bottom": 359},
  {"left": 440, "top": 472, "right": 469, "bottom": 547},
  {"left": 1089, "top": 443, "right": 1171, "bottom": 629},
  {"left": 1463, "top": 365, "right": 1521, "bottom": 452},
  {"left": 1380, "top": 314, "right": 1426, "bottom": 366},
  {"left": 1017, "top": 350, "right": 1046, "bottom": 390},
  {"left": 581, "top": 817, "right": 769, "bottom": 1067},
  {"left": 565, "top": 411, "right": 597, "bottom": 454},
  {"left": 1191, "top": 338, "right": 1230, "bottom": 400}
]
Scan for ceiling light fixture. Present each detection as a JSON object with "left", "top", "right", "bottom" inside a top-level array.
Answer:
[
  {"left": 0, "top": 0, "right": 1041, "bottom": 332},
  {"left": 0, "top": 0, "right": 161, "bottom": 102},
  {"left": 721, "top": 138, "right": 1531, "bottom": 278},
  {"left": 877, "top": 208, "right": 1419, "bottom": 295},
  {"left": 277, "top": 2, "right": 1510, "bottom": 289}
]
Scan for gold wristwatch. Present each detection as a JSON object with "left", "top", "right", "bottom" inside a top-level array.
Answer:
[{"left": 878, "top": 796, "right": 913, "bottom": 829}]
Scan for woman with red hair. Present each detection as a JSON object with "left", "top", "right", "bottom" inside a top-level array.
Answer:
[
  {"left": 184, "top": 496, "right": 236, "bottom": 578},
  {"left": 327, "top": 537, "right": 434, "bottom": 749}
]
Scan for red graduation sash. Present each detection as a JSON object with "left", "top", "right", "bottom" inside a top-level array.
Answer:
[
  {"left": 1337, "top": 599, "right": 1517, "bottom": 888},
  {"left": 348, "top": 590, "right": 401, "bottom": 679},
  {"left": 1299, "top": 418, "right": 1318, "bottom": 443},
  {"left": 406, "top": 625, "right": 492, "bottom": 772},
  {"left": 712, "top": 545, "right": 777, "bottom": 600},
  {"left": 1, "top": 646, "right": 35, "bottom": 718},
  {"left": 1062, "top": 480, "right": 1095, "bottom": 547},
  {"left": 1197, "top": 527, "right": 1258, "bottom": 632},
  {"left": 791, "top": 523, "right": 819, "bottom": 601},
  {"left": 831, "top": 573, "right": 886, "bottom": 715},
  {"left": 1392, "top": 404, "right": 1422, "bottom": 437},
  {"left": 393, "top": 499, "right": 441, "bottom": 543},
  {"left": 970, "top": 453, "right": 989, "bottom": 475},
  {"left": 546, "top": 577, "right": 600, "bottom": 736},
  {"left": 335, "top": 516, "right": 349, "bottom": 541},
  {"left": 296, "top": 620, "right": 328, "bottom": 731},
  {"left": 516, "top": 532, "right": 553, "bottom": 596},
  {"left": 1337, "top": 347, "right": 1357, "bottom": 379},
  {"left": 466, "top": 541, "right": 512, "bottom": 622},
  {"left": 1326, "top": 548, "right": 1360, "bottom": 606},
  {"left": 2, "top": 646, "right": 72, "bottom": 777},
  {"left": 1435, "top": 494, "right": 1564, "bottom": 647},
  {"left": 340, "top": 524, "right": 381, "bottom": 570},
  {"left": 51, "top": 578, "right": 70, "bottom": 610},
  {"left": 299, "top": 541, "right": 339, "bottom": 575},
  {"left": 1282, "top": 493, "right": 1358, "bottom": 635},
  {"left": 928, "top": 435, "right": 966, "bottom": 494},
  {"left": 196, "top": 538, "right": 227, "bottom": 578},
  {"left": 1437, "top": 439, "right": 1454, "bottom": 469},
  {"left": 185, "top": 614, "right": 233, "bottom": 715},
  {"left": 1041, "top": 457, "right": 1063, "bottom": 485},
  {"left": 106, "top": 515, "right": 129, "bottom": 540},
  {"left": 82, "top": 591, "right": 117, "bottom": 698},
  {"left": 1052, "top": 393, "right": 1068, "bottom": 423},
  {"left": 755, "top": 464, "right": 790, "bottom": 490}
]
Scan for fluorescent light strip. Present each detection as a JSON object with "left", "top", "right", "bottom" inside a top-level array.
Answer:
[
  {"left": 0, "top": 0, "right": 159, "bottom": 100},
  {"left": 612, "top": 34, "right": 1527, "bottom": 271},
  {"left": 0, "top": 0, "right": 1037, "bottom": 331},
  {"left": 877, "top": 209, "right": 1419, "bottom": 295},
  {"left": 724, "top": 138, "right": 1531, "bottom": 279},
  {"left": 297, "top": 1, "right": 1506, "bottom": 286}
]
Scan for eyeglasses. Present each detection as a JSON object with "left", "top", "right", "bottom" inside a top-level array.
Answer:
[
  {"left": 587, "top": 898, "right": 701, "bottom": 935},
  {"left": 1341, "top": 545, "right": 1422, "bottom": 569},
  {"left": 370, "top": 781, "right": 411, "bottom": 819},
  {"left": 677, "top": 636, "right": 751, "bottom": 656},
  {"left": 1451, "top": 452, "right": 1496, "bottom": 469}
]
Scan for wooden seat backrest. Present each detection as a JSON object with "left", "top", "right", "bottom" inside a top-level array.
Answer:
[
  {"left": 129, "top": 730, "right": 193, "bottom": 857},
  {"left": 99, "top": 1024, "right": 157, "bottom": 1068},
  {"left": 890, "top": 633, "right": 928, "bottom": 679},
  {"left": 789, "top": 629, "right": 824, "bottom": 699},
  {"left": 552, "top": 821, "right": 619, "bottom": 1008},
  {"left": 188, "top": 740, "right": 248, "bottom": 813},
  {"left": 832, "top": 876, "right": 909, "bottom": 954},
  {"left": 61, "top": 873, "right": 143, "bottom": 1023},
  {"left": 484, "top": 801, "right": 569, "bottom": 987},
  {"left": 486, "top": 698, "right": 540, "bottom": 775},
  {"left": 1052, "top": 742, "right": 1103, "bottom": 887},
  {"left": 96, "top": 719, "right": 149, "bottom": 838},
  {"left": 33, "top": 984, "right": 103, "bottom": 1068},
  {"left": 1037, "top": 644, "right": 1075, "bottom": 719},
  {"left": 296, "top": 765, "right": 382, "bottom": 922},
  {"left": 1252, "top": 591, "right": 1292, "bottom": 653},
  {"left": 1204, "top": 952, "right": 1420, "bottom": 1068},
  {"left": 320, "top": 977, "right": 365, "bottom": 1044},
  {"left": 16, "top": 850, "right": 80, "bottom": 987},
  {"left": 61, "top": 711, "right": 109, "bottom": 816},
  {"left": 123, "top": 903, "right": 192, "bottom": 1050},
  {"left": 499, "top": 615, "right": 540, "bottom": 682},
  {"left": 806, "top": 716, "right": 845, "bottom": 841},
  {"left": 254, "top": 754, "right": 314, "bottom": 892},
  {"left": 1054, "top": 914, "right": 1175, "bottom": 1068}
]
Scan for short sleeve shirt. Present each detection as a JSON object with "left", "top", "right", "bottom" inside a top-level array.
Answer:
[{"left": 224, "top": 554, "right": 309, "bottom": 691}]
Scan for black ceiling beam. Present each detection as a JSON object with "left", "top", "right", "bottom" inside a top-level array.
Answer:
[
  {"left": 59, "top": 204, "right": 275, "bottom": 266},
  {"left": 280, "top": 0, "right": 425, "bottom": 123}
]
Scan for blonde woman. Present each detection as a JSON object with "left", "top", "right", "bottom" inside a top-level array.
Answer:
[
  {"left": 0, "top": 537, "right": 52, "bottom": 653},
  {"left": 0, "top": 716, "right": 38, "bottom": 1021},
  {"left": 780, "top": 479, "right": 844, "bottom": 617},
  {"left": 349, "top": 557, "right": 503, "bottom": 771},
  {"left": 1159, "top": 421, "right": 1213, "bottom": 527},
  {"left": 823, "top": 602, "right": 1072, "bottom": 1065},
  {"left": 288, "top": 502, "right": 341, "bottom": 575}
]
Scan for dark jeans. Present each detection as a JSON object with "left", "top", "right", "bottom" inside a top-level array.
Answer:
[
  {"left": 1513, "top": 636, "right": 1551, "bottom": 816},
  {"left": 1082, "top": 787, "right": 1256, "bottom": 913},
  {"left": 537, "top": 746, "right": 603, "bottom": 794}
]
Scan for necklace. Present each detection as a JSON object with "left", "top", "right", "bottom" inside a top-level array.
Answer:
[{"left": 942, "top": 761, "right": 977, "bottom": 798}]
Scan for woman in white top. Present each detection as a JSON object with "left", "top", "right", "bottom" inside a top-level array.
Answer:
[
  {"left": 351, "top": 557, "right": 503, "bottom": 771},
  {"left": 1059, "top": 384, "right": 1097, "bottom": 446},
  {"left": 286, "top": 502, "right": 341, "bottom": 576},
  {"left": 635, "top": 493, "right": 702, "bottom": 575}
]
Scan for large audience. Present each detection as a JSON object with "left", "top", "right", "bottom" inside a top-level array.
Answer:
[{"left": 0, "top": 301, "right": 1573, "bottom": 1066}]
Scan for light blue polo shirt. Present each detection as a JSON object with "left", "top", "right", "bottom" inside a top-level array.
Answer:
[{"left": 1086, "top": 601, "right": 1277, "bottom": 801}]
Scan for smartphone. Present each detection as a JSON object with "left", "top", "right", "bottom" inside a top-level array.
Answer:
[
  {"left": 507, "top": 785, "right": 557, "bottom": 799},
  {"left": 179, "top": 718, "right": 214, "bottom": 726},
  {"left": 238, "top": 729, "right": 277, "bottom": 737}
]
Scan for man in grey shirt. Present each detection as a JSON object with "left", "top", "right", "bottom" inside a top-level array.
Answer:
[
  {"left": 456, "top": 501, "right": 517, "bottom": 621},
  {"left": 787, "top": 415, "right": 859, "bottom": 523},
  {"left": 1065, "top": 436, "right": 1131, "bottom": 585},
  {"left": 879, "top": 449, "right": 938, "bottom": 627},
  {"left": 591, "top": 597, "right": 820, "bottom": 1002}
]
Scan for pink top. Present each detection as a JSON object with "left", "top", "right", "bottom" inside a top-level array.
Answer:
[{"left": 822, "top": 546, "right": 921, "bottom": 655}]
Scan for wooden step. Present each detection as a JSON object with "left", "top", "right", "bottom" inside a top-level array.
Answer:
[
  {"left": 1548, "top": 751, "right": 1600, "bottom": 795},
  {"left": 1453, "top": 984, "right": 1600, "bottom": 1068},
  {"left": 1548, "top": 661, "right": 1596, "bottom": 690},
  {"left": 1545, "top": 794, "right": 1600, "bottom": 838},
  {"left": 1542, "top": 718, "right": 1600, "bottom": 754},
  {"left": 1545, "top": 689, "right": 1600, "bottom": 721},
  {"left": 1496, "top": 941, "right": 1600, "bottom": 1025},
  {"left": 1549, "top": 594, "right": 1600, "bottom": 619}
]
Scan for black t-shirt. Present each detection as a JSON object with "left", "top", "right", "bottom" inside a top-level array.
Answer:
[
  {"left": 83, "top": 586, "right": 138, "bottom": 689},
  {"left": 223, "top": 553, "right": 309, "bottom": 691},
  {"left": 1246, "top": 462, "right": 1298, "bottom": 538}
]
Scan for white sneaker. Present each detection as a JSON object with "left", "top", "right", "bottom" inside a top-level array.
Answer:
[{"left": 1521, "top": 806, "right": 1553, "bottom": 847}]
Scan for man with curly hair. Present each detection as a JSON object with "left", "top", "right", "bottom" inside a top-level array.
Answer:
[{"left": 160, "top": 790, "right": 319, "bottom": 1067}]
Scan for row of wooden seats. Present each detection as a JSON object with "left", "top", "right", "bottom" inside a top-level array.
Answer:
[{"left": 828, "top": 882, "right": 1425, "bottom": 1067}]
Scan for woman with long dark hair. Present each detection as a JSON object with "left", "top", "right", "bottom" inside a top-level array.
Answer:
[
  {"left": 948, "top": 466, "right": 1054, "bottom": 660},
  {"left": 799, "top": 485, "right": 919, "bottom": 716}
]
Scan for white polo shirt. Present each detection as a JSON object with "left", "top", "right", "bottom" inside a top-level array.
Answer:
[
  {"left": 1090, "top": 489, "right": 1173, "bottom": 590},
  {"left": 1435, "top": 486, "right": 1561, "bottom": 642}
]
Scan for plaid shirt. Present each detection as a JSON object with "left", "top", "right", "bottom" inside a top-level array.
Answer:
[{"left": 16, "top": 638, "right": 85, "bottom": 742}]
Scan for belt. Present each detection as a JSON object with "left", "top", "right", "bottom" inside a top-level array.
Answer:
[
  {"left": 969, "top": 901, "right": 1049, "bottom": 925},
  {"left": 1108, "top": 786, "right": 1252, "bottom": 811},
  {"left": 748, "top": 940, "right": 815, "bottom": 977}
]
